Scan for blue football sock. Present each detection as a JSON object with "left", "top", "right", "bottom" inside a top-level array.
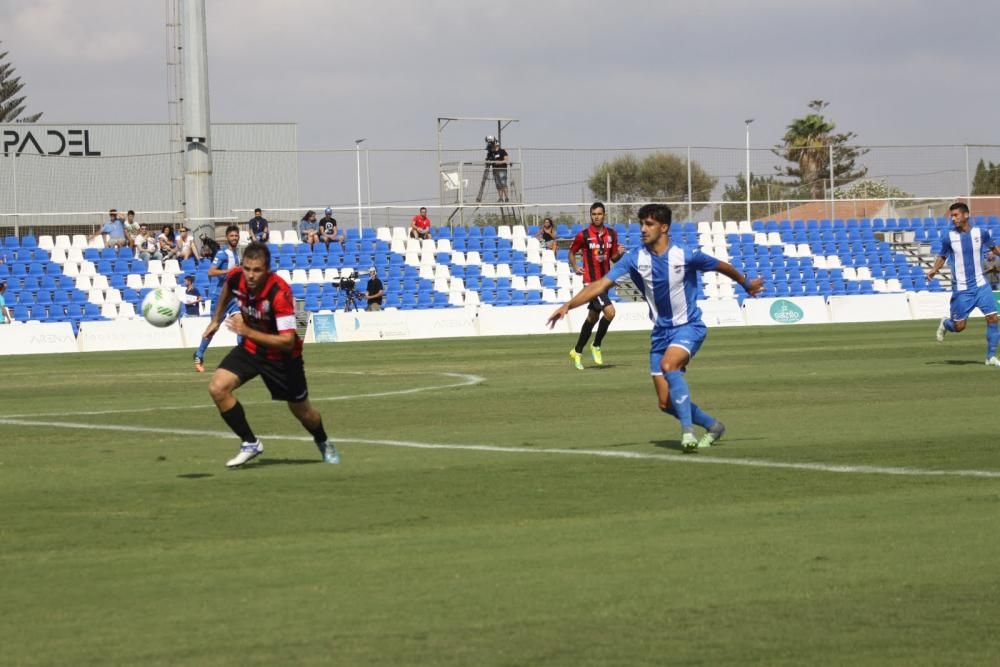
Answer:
[
  {"left": 690, "top": 402, "right": 716, "bottom": 429},
  {"left": 665, "top": 371, "right": 693, "bottom": 430},
  {"left": 944, "top": 318, "right": 957, "bottom": 332},
  {"left": 195, "top": 334, "right": 212, "bottom": 361},
  {"left": 661, "top": 401, "right": 715, "bottom": 429},
  {"left": 987, "top": 321, "right": 999, "bottom": 358}
]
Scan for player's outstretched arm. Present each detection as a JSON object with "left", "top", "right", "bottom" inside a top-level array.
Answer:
[
  {"left": 926, "top": 256, "right": 946, "bottom": 280},
  {"left": 546, "top": 277, "right": 613, "bottom": 328},
  {"left": 714, "top": 260, "right": 765, "bottom": 297}
]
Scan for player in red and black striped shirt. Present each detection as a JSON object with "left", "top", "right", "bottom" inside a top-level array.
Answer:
[
  {"left": 202, "top": 242, "right": 340, "bottom": 468},
  {"left": 567, "top": 202, "right": 623, "bottom": 369}
]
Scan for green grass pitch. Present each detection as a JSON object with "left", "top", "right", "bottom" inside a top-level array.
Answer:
[{"left": 2, "top": 320, "right": 999, "bottom": 665}]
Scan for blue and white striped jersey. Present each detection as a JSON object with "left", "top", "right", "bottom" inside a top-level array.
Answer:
[
  {"left": 937, "top": 227, "right": 995, "bottom": 292},
  {"left": 605, "top": 243, "right": 720, "bottom": 329},
  {"left": 211, "top": 246, "right": 240, "bottom": 295}
]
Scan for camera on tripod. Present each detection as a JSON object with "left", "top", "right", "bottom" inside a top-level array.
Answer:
[
  {"left": 334, "top": 270, "right": 358, "bottom": 292},
  {"left": 333, "top": 270, "right": 366, "bottom": 312}
]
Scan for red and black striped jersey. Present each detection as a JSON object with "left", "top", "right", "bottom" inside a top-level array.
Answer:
[
  {"left": 569, "top": 225, "right": 620, "bottom": 284},
  {"left": 225, "top": 268, "right": 302, "bottom": 361}
]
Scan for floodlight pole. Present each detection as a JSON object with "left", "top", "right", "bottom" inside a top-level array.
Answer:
[
  {"left": 355, "top": 138, "right": 365, "bottom": 234},
  {"left": 745, "top": 119, "right": 754, "bottom": 225}
]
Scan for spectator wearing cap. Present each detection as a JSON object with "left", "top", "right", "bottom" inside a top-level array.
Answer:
[
  {"left": 362, "top": 266, "right": 384, "bottom": 312},
  {"left": 248, "top": 207, "right": 269, "bottom": 243},
  {"left": 91, "top": 208, "right": 129, "bottom": 248},
  {"left": 0, "top": 281, "right": 12, "bottom": 324},
  {"left": 319, "top": 207, "right": 345, "bottom": 249},
  {"left": 182, "top": 275, "right": 203, "bottom": 316},
  {"left": 410, "top": 207, "right": 432, "bottom": 240}
]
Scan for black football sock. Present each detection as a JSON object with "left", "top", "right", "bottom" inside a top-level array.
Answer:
[
  {"left": 593, "top": 318, "right": 612, "bottom": 347},
  {"left": 220, "top": 401, "right": 256, "bottom": 443},
  {"left": 306, "top": 419, "right": 328, "bottom": 452},
  {"left": 575, "top": 320, "right": 596, "bottom": 353}
]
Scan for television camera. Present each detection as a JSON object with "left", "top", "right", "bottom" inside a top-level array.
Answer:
[{"left": 333, "top": 270, "right": 367, "bottom": 312}]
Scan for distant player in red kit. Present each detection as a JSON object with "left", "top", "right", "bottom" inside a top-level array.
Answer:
[
  {"left": 567, "top": 202, "right": 624, "bottom": 369},
  {"left": 202, "top": 242, "right": 340, "bottom": 468}
]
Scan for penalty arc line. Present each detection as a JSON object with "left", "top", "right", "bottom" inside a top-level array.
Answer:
[{"left": 1, "top": 418, "right": 999, "bottom": 479}]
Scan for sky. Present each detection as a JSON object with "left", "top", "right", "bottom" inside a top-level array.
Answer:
[{"left": 2, "top": 0, "right": 999, "bottom": 209}]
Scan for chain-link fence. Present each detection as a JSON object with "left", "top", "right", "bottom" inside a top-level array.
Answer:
[{"left": 4, "top": 143, "right": 1000, "bottom": 239}]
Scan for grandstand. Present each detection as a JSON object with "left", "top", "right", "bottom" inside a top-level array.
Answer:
[{"left": 0, "top": 212, "right": 971, "bottom": 335}]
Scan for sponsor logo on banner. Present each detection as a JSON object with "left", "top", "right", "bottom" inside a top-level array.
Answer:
[
  {"left": 2, "top": 128, "right": 101, "bottom": 157},
  {"left": 769, "top": 299, "right": 805, "bottom": 324}
]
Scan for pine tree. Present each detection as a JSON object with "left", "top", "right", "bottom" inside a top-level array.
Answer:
[{"left": 0, "top": 41, "right": 42, "bottom": 123}]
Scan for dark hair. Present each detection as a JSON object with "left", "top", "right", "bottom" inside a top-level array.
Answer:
[
  {"left": 243, "top": 241, "right": 271, "bottom": 265},
  {"left": 254, "top": 208, "right": 262, "bottom": 215},
  {"left": 225, "top": 224, "right": 240, "bottom": 235},
  {"left": 590, "top": 202, "right": 605, "bottom": 213},
  {"left": 304, "top": 210, "right": 316, "bottom": 219},
  {"left": 637, "top": 203, "right": 672, "bottom": 226},
  {"left": 542, "top": 217, "right": 554, "bottom": 226},
  {"left": 949, "top": 202, "right": 970, "bottom": 214},
  {"left": 127, "top": 210, "right": 135, "bottom": 216}
]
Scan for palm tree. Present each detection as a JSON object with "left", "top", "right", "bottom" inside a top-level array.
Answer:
[
  {"left": 774, "top": 100, "right": 866, "bottom": 199},
  {"left": 0, "top": 41, "right": 42, "bottom": 123}
]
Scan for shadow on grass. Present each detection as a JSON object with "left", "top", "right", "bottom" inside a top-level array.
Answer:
[
  {"left": 251, "top": 458, "right": 322, "bottom": 468},
  {"left": 651, "top": 439, "right": 693, "bottom": 453},
  {"left": 176, "top": 473, "right": 214, "bottom": 479},
  {"left": 927, "top": 360, "right": 988, "bottom": 366}
]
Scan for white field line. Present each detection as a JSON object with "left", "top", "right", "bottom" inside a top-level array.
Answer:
[
  {"left": 1, "top": 418, "right": 999, "bottom": 479},
  {"left": 0, "top": 372, "right": 485, "bottom": 419}
]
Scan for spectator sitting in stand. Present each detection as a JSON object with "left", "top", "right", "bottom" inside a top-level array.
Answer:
[
  {"left": 91, "top": 208, "right": 129, "bottom": 248},
  {"left": 299, "top": 210, "right": 320, "bottom": 248},
  {"left": 158, "top": 224, "right": 178, "bottom": 260},
  {"left": 319, "top": 208, "right": 346, "bottom": 249},
  {"left": 410, "top": 207, "right": 432, "bottom": 239},
  {"left": 248, "top": 207, "right": 269, "bottom": 243},
  {"left": 536, "top": 216, "right": 558, "bottom": 252},
  {"left": 123, "top": 210, "right": 140, "bottom": 249},
  {"left": 133, "top": 223, "right": 161, "bottom": 261},
  {"left": 176, "top": 226, "right": 202, "bottom": 261}
]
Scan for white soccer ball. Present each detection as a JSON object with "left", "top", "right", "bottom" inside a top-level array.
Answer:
[{"left": 141, "top": 288, "right": 182, "bottom": 327}]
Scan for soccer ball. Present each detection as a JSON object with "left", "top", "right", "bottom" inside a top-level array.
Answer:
[{"left": 141, "top": 288, "right": 182, "bottom": 327}]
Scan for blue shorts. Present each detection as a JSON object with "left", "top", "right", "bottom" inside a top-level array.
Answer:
[
  {"left": 950, "top": 284, "right": 997, "bottom": 322},
  {"left": 649, "top": 322, "right": 708, "bottom": 375}
]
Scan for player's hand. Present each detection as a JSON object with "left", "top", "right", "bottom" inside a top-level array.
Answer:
[
  {"left": 925, "top": 269, "right": 937, "bottom": 280},
  {"left": 224, "top": 312, "right": 247, "bottom": 336},
  {"left": 202, "top": 320, "right": 220, "bottom": 340},
  {"left": 546, "top": 305, "right": 569, "bottom": 329},
  {"left": 744, "top": 277, "right": 766, "bottom": 297},
  {"left": 573, "top": 266, "right": 583, "bottom": 275}
]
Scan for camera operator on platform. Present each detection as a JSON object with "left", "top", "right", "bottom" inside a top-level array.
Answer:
[
  {"left": 363, "top": 266, "right": 384, "bottom": 312},
  {"left": 486, "top": 136, "right": 510, "bottom": 202}
]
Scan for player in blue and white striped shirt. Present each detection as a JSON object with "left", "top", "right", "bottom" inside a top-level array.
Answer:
[
  {"left": 926, "top": 202, "right": 1000, "bottom": 366},
  {"left": 547, "top": 204, "right": 765, "bottom": 451},
  {"left": 194, "top": 225, "right": 242, "bottom": 373}
]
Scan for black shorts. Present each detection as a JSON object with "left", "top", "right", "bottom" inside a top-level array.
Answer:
[
  {"left": 218, "top": 345, "right": 309, "bottom": 403},
  {"left": 587, "top": 293, "right": 614, "bottom": 312}
]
